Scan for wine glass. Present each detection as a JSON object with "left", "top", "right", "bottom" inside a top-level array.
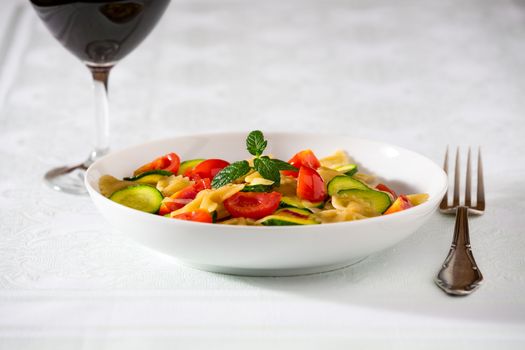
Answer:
[{"left": 30, "top": 0, "right": 170, "bottom": 194}]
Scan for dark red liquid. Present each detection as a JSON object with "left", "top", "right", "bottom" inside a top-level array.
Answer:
[{"left": 30, "top": 0, "right": 170, "bottom": 64}]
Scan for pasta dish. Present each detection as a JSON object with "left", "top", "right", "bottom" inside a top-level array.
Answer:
[{"left": 99, "top": 131, "right": 428, "bottom": 225}]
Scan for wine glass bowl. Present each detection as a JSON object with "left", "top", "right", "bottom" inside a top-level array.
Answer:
[{"left": 30, "top": 0, "right": 170, "bottom": 194}]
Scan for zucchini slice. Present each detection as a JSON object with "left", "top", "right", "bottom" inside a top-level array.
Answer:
[
  {"left": 124, "top": 170, "right": 173, "bottom": 181},
  {"left": 259, "top": 207, "right": 318, "bottom": 226},
  {"left": 337, "top": 189, "right": 392, "bottom": 214},
  {"left": 110, "top": 185, "right": 163, "bottom": 213},
  {"left": 177, "top": 159, "right": 205, "bottom": 176},
  {"left": 259, "top": 214, "right": 318, "bottom": 226},
  {"left": 275, "top": 208, "right": 312, "bottom": 218},
  {"left": 135, "top": 174, "right": 170, "bottom": 186},
  {"left": 335, "top": 164, "right": 358, "bottom": 176},
  {"left": 279, "top": 196, "right": 324, "bottom": 211},
  {"left": 327, "top": 175, "right": 369, "bottom": 196}
]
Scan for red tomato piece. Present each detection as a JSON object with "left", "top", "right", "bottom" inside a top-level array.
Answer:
[
  {"left": 158, "top": 197, "right": 194, "bottom": 216},
  {"left": 172, "top": 209, "right": 213, "bottom": 223},
  {"left": 162, "top": 153, "right": 181, "bottom": 173},
  {"left": 376, "top": 183, "right": 397, "bottom": 199},
  {"left": 189, "top": 159, "right": 230, "bottom": 180},
  {"left": 223, "top": 192, "right": 282, "bottom": 220},
  {"left": 134, "top": 152, "right": 181, "bottom": 175},
  {"left": 176, "top": 177, "right": 211, "bottom": 200},
  {"left": 297, "top": 166, "right": 326, "bottom": 202},
  {"left": 384, "top": 195, "right": 412, "bottom": 215},
  {"left": 157, "top": 178, "right": 211, "bottom": 215},
  {"left": 282, "top": 149, "right": 321, "bottom": 178},
  {"left": 194, "top": 177, "right": 212, "bottom": 192}
]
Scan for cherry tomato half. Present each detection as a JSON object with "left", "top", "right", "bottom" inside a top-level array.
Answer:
[
  {"left": 189, "top": 159, "right": 230, "bottom": 180},
  {"left": 384, "top": 195, "right": 412, "bottom": 215},
  {"left": 172, "top": 209, "right": 213, "bottom": 223},
  {"left": 282, "top": 149, "right": 321, "bottom": 178},
  {"left": 134, "top": 152, "right": 181, "bottom": 176},
  {"left": 223, "top": 192, "right": 282, "bottom": 220},
  {"left": 158, "top": 178, "right": 211, "bottom": 215},
  {"left": 297, "top": 166, "right": 326, "bottom": 202},
  {"left": 376, "top": 183, "right": 397, "bottom": 199}
]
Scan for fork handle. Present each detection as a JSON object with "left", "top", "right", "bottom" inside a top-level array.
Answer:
[{"left": 435, "top": 206, "right": 483, "bottom": 296}]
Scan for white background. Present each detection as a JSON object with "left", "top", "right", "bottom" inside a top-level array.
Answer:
[{"left": 0, "top": 0, "right": 524, "bottom": 348}]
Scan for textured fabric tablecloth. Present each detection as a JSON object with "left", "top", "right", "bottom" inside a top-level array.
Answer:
[{"left": 1, "top": 0, "right": 524, "bottom": 348}]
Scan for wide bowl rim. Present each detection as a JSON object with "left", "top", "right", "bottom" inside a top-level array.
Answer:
[{"left": 85, "top": 131, "right": 448, "bottom": 232}]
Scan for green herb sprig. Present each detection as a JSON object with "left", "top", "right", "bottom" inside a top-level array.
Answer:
[{"left": 211, "top": 130, "right": 297, "bottom": 189}]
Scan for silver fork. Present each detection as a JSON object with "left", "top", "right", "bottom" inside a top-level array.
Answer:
[{"left": 434, "top": 147, "right": 485, "bottom": 296}]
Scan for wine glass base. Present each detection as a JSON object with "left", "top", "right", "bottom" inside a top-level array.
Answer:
[{"left": 44, "top": 163, "right": 89, "bottom": 195}]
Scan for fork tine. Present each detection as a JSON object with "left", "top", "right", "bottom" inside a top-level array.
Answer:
[
  {"left": 452, "top": 147, "right": 461, "bottom": 207},
  {"left": 477, "top": 148, "right": 485, "bottom": 211},
  {"left": 439, "top": 147, "right": 449, "bottom": 210},
  {"left": 465, "top": 147, "right": 472, "bottom": 207}
]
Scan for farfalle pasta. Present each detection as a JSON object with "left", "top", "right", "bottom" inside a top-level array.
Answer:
[
  {"left": 99, "top": 131, "right": 428, "bottom": 225},
  {"left": 170, "top": 184, "right": 245, "bottom": 217}
]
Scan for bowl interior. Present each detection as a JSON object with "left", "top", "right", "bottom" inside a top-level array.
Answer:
[{"left": 86, "top": 132, "right": 446, "bottom": 201}]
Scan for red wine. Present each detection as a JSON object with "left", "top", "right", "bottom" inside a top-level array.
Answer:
[{"left": 31, "top": 0, "right": 170, "bottom": 64}]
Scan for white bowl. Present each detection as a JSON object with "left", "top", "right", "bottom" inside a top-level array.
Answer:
[{"left": 85, "top": 132, "right": 447, "bottom": 276}]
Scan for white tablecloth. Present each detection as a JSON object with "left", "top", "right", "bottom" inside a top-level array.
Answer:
[{"left": 1, "top": 0, "right": 524, "bottom": 348}]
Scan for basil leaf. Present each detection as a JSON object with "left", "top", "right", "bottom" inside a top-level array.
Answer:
[
  {"left": 254, "top": 156, "right": 280, "bottom": 184},
  {"left": 211, "top": 160, "right": 251, "bottom": 188},
  {"left": 246, "top": 130, "right": 267, "bottom": 157},
  {"left": 270, "top": 158, "right": 297, "bottom": 171}
]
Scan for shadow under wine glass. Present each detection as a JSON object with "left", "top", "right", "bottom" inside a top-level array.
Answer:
[{"left": 30, "top": 0, "right": 171, "bottom": 194}]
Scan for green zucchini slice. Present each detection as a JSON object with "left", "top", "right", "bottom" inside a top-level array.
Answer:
[
  {"left": 275, "top": 207, "right": 312, "bottom": 218},
  {"left": 259, "top": 207, "right": 318, "bottom": 226},
  {"left": 327, "top": 175, "right": 369, "bottom": 196},
  {"left": 279, "top": 196, "right": 324, "bottom": 211},
  {"left": 124, "top": 170, "right": 173, "bottom": 182},
  {"left": 134, "top": 174, "right": 168, "bottom": 186},
  {"left": 110, "top": 185, "right": 163, "bottom": 213},
  {"left": 337, "top": 189, "right": 392, "bottom": 214},
  {"left": 259, "top": 214, "right": 318, "bottom": 226}
]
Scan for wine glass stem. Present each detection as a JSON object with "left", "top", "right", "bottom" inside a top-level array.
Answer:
[{"left": 86, "top": 65, "right": 112, "bottom": 166}]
